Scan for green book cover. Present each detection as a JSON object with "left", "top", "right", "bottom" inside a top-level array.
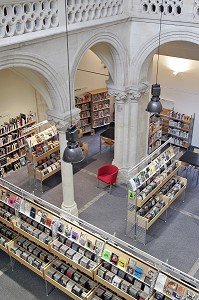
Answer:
[
  {"left": 128, "top": 190, "right": 136, "bottom": 200},
  {"left": 102, "top": 249, "right": 112, "bottom": 261}
]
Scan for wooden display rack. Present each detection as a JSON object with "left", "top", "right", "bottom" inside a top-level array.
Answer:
[
  {"left": 136, "top": 161, "right": 181, "bottom": 208},
  {"left": 0, "top": 178, "right": 198, "bottom": 300},
  {"left": 44, "top": 261, "right": 96, "bottom": 299},
  {"left": 26, "top": 125, "right": 60, "bottom": 192},
  {"left": 127, "top": 140, "right": 187, "bottom": 244},
  {"left": 50, "top": 241, "right": 97, "bottom": 277},
  {"left": 7, "top": 238, "right": 47, "bottom": 278}
]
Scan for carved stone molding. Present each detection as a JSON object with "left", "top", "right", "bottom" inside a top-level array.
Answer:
[
  {"left": 0, "top": 0, "right": 59, "bottom": 38},
  {"left": 47, "top": 107, "right": 80, "bottom": 132},
  {"left": 67, "top": 0, "right": 124, "bottom": 24},
  {"left": 107, "top": 87, "right": 127, "bottom": 102},
  {"left": 127, "top": 83, "right": 150, "bottom": 103},
  {"left": 140, "top": 0, "right": 183, "bottom": 16}
]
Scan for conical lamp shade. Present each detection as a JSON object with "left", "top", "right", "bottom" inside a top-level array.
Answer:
[
  {"left": 62, "top": 142, "right": 85, "bottom": 164},
  {"left": 146, "top": 95, "right": 163, "bottom": 114}
]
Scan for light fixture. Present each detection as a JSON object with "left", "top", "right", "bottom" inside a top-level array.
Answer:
[
  {"left": 62, "top": 2, "right": 84, "bottom": 164},
  {"left": 63, "top": 125, "right": 84, "bottom": 163},
  {"left": 146, "top": 2, "right": 163, "bottom": 114}
]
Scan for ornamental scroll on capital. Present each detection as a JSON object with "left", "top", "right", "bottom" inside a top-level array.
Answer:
[
  {"left": 108, "top": 88, "right": 127, "bottom": 102},
  {"left": 128, "top": 83, "right": 150, "bottom": 103}
]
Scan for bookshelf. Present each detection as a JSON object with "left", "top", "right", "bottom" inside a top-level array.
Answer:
[
  {"left": 159, "top": 108, "right": 194, "bottom": 149},
  {"left": 0, "top": 112, "right": 36, "bottom": 173},
  {"left": 90, "top": 88, "right": 111, "bottom": 129},
  {"left": 148, "top": 114, "right": 162, "bottom": 154},
  {"left": 75, "top": 89, "right": 111, "bottom": 133},
  {"left": 75, "top": 94, "right": 92, "bottom": 134}
]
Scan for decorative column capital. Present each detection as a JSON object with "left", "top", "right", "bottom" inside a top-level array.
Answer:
[
  {"left": 108, "top": 87, "right": 127, "bottom": 102},
  {"left": 47, "top": 108, "right": 80, "bottom": 132},
  {"left": 106, "top": 80, "right": 127, "bottom": 102},
  {"left": 127, "top": 82, "right": 150, "bottom": 103}
]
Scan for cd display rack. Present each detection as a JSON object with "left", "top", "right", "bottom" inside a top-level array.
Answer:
[{"left": 0, "top": 178, "right": 198, "bottom": 300}]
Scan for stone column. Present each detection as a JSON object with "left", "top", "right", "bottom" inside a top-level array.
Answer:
[
  {"left": 59, "top": 129, "right": 78, "bottom": 217},
  {"left": 48, "top": 109, "right": 79, "bottom": 217},
  {"left": 107, "top": 83, "right": 149, "bottom": 182}
]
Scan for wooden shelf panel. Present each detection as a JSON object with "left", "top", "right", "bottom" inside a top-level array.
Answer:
[
  {"left": 26, "top": 144, "right": 60, "bottom": 163},
  {"left": 149, "top": 125, "right": 162, "bottom": 137},
  {"left": 94, "top": 275, "right": 135, "bottom": 300},
  {"left": 35, "top": 166, "right": 61, "bottom": 181},
  {"left": 8, "top": 247, "right": 44, "bottom": 278},
  {"left": 0, "top": 216, "right": 15, "bottom": 229},
  {"left": 0, "top": 241, "right": 9, "bottom": 253}
]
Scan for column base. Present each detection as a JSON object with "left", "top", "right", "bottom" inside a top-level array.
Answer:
[
  {"left": 117, "top": 168, "right": 129, "bottom": 184},
  {"left": 61, "top": 201, "right": 78, "bottom": 217}
]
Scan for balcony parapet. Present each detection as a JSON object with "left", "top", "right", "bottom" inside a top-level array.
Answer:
[{"left": 0, "top": 0, "right": 199, "bottom": 42}]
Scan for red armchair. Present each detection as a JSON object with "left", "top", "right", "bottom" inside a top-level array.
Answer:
[{"left": 97, "top": 164, "right": 118, "bottom": 193}]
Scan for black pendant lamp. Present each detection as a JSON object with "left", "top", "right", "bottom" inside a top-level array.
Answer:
[
  {"left": 146, "top": 2, "right": 163, "bottom": 114},
  {"left": 63, "top": 125, "right": 84, "bottom": 163},
  {"left": 62, "top": 1, "right": 84, "bottom": 164}
]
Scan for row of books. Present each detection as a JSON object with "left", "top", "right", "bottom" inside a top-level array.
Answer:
[
  {"left": 0, "top": 113, "right": 35, "bottom": 136},
  {"left": 26, "top": 126, "right": 57, "bottom": 147},
  {"left": 129, "top": 148, "right": 175, "bottom": 192},
  {"left": 75, "top": 95, "right": 91, "bottom": 105}
]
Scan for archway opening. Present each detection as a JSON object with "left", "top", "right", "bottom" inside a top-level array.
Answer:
[
  {"left": 149, "top": 41, "right": 199, "bottom": 148},
  {"left": 74, "top": 47, "right": 116, "bottom": 159}
]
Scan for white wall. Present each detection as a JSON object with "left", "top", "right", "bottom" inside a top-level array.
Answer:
[
  {"left": 0, "top": 52, "right": 113, "bottom": 128},
  {"left": 75, "top": 49, "right": 115, "bottom": 122},
  {"left": 0, "top": 69, "right": 49, "bottom": 127},
  {"left": 75, "top": 49, "right": 109, "bottom": 94},
  {"left": 150, "top": 55, "right": 199, "bottom": 147},
  {"left": 0, "top": 69, "right": 38, "bottom": 122}
]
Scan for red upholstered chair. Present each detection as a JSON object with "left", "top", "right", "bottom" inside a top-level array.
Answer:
[{"left": 97, "top": 164, "right": 118, "bottom": 193}]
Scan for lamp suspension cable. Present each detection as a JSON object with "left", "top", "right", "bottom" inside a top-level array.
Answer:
[
  {"left": 62, "top": 0, "right": 85, "bottom": 164},
  {"left": 146, "top": 1, "right": 163, "bottom": 114},
  {"left": 155, "top": 0, "right": 163, "bottom": 84},
  {"left": 64, "top": 0, "right": 72, "bottom": 126}
]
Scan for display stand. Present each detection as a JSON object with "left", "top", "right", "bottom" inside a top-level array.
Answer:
[
  {"left": 127, "top": 139, "right": 187, "bottom": 244},
  {"left": 0, "top": 178, "right": 198, "bottom": 299}
]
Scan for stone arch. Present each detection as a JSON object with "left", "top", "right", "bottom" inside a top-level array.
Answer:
[
  {"left": 131, "top": 30, "right": 199, "bottom": 87},
  {"left": 0, "top": 52, "right": 67, "bottom": 112},
  {"left": 70, "top": 31, "right": 128, "bottom": 99}
]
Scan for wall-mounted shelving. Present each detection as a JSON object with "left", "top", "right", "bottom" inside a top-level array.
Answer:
[{"left": 0, "top": 112, "right": 36, "bottom": 173}]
